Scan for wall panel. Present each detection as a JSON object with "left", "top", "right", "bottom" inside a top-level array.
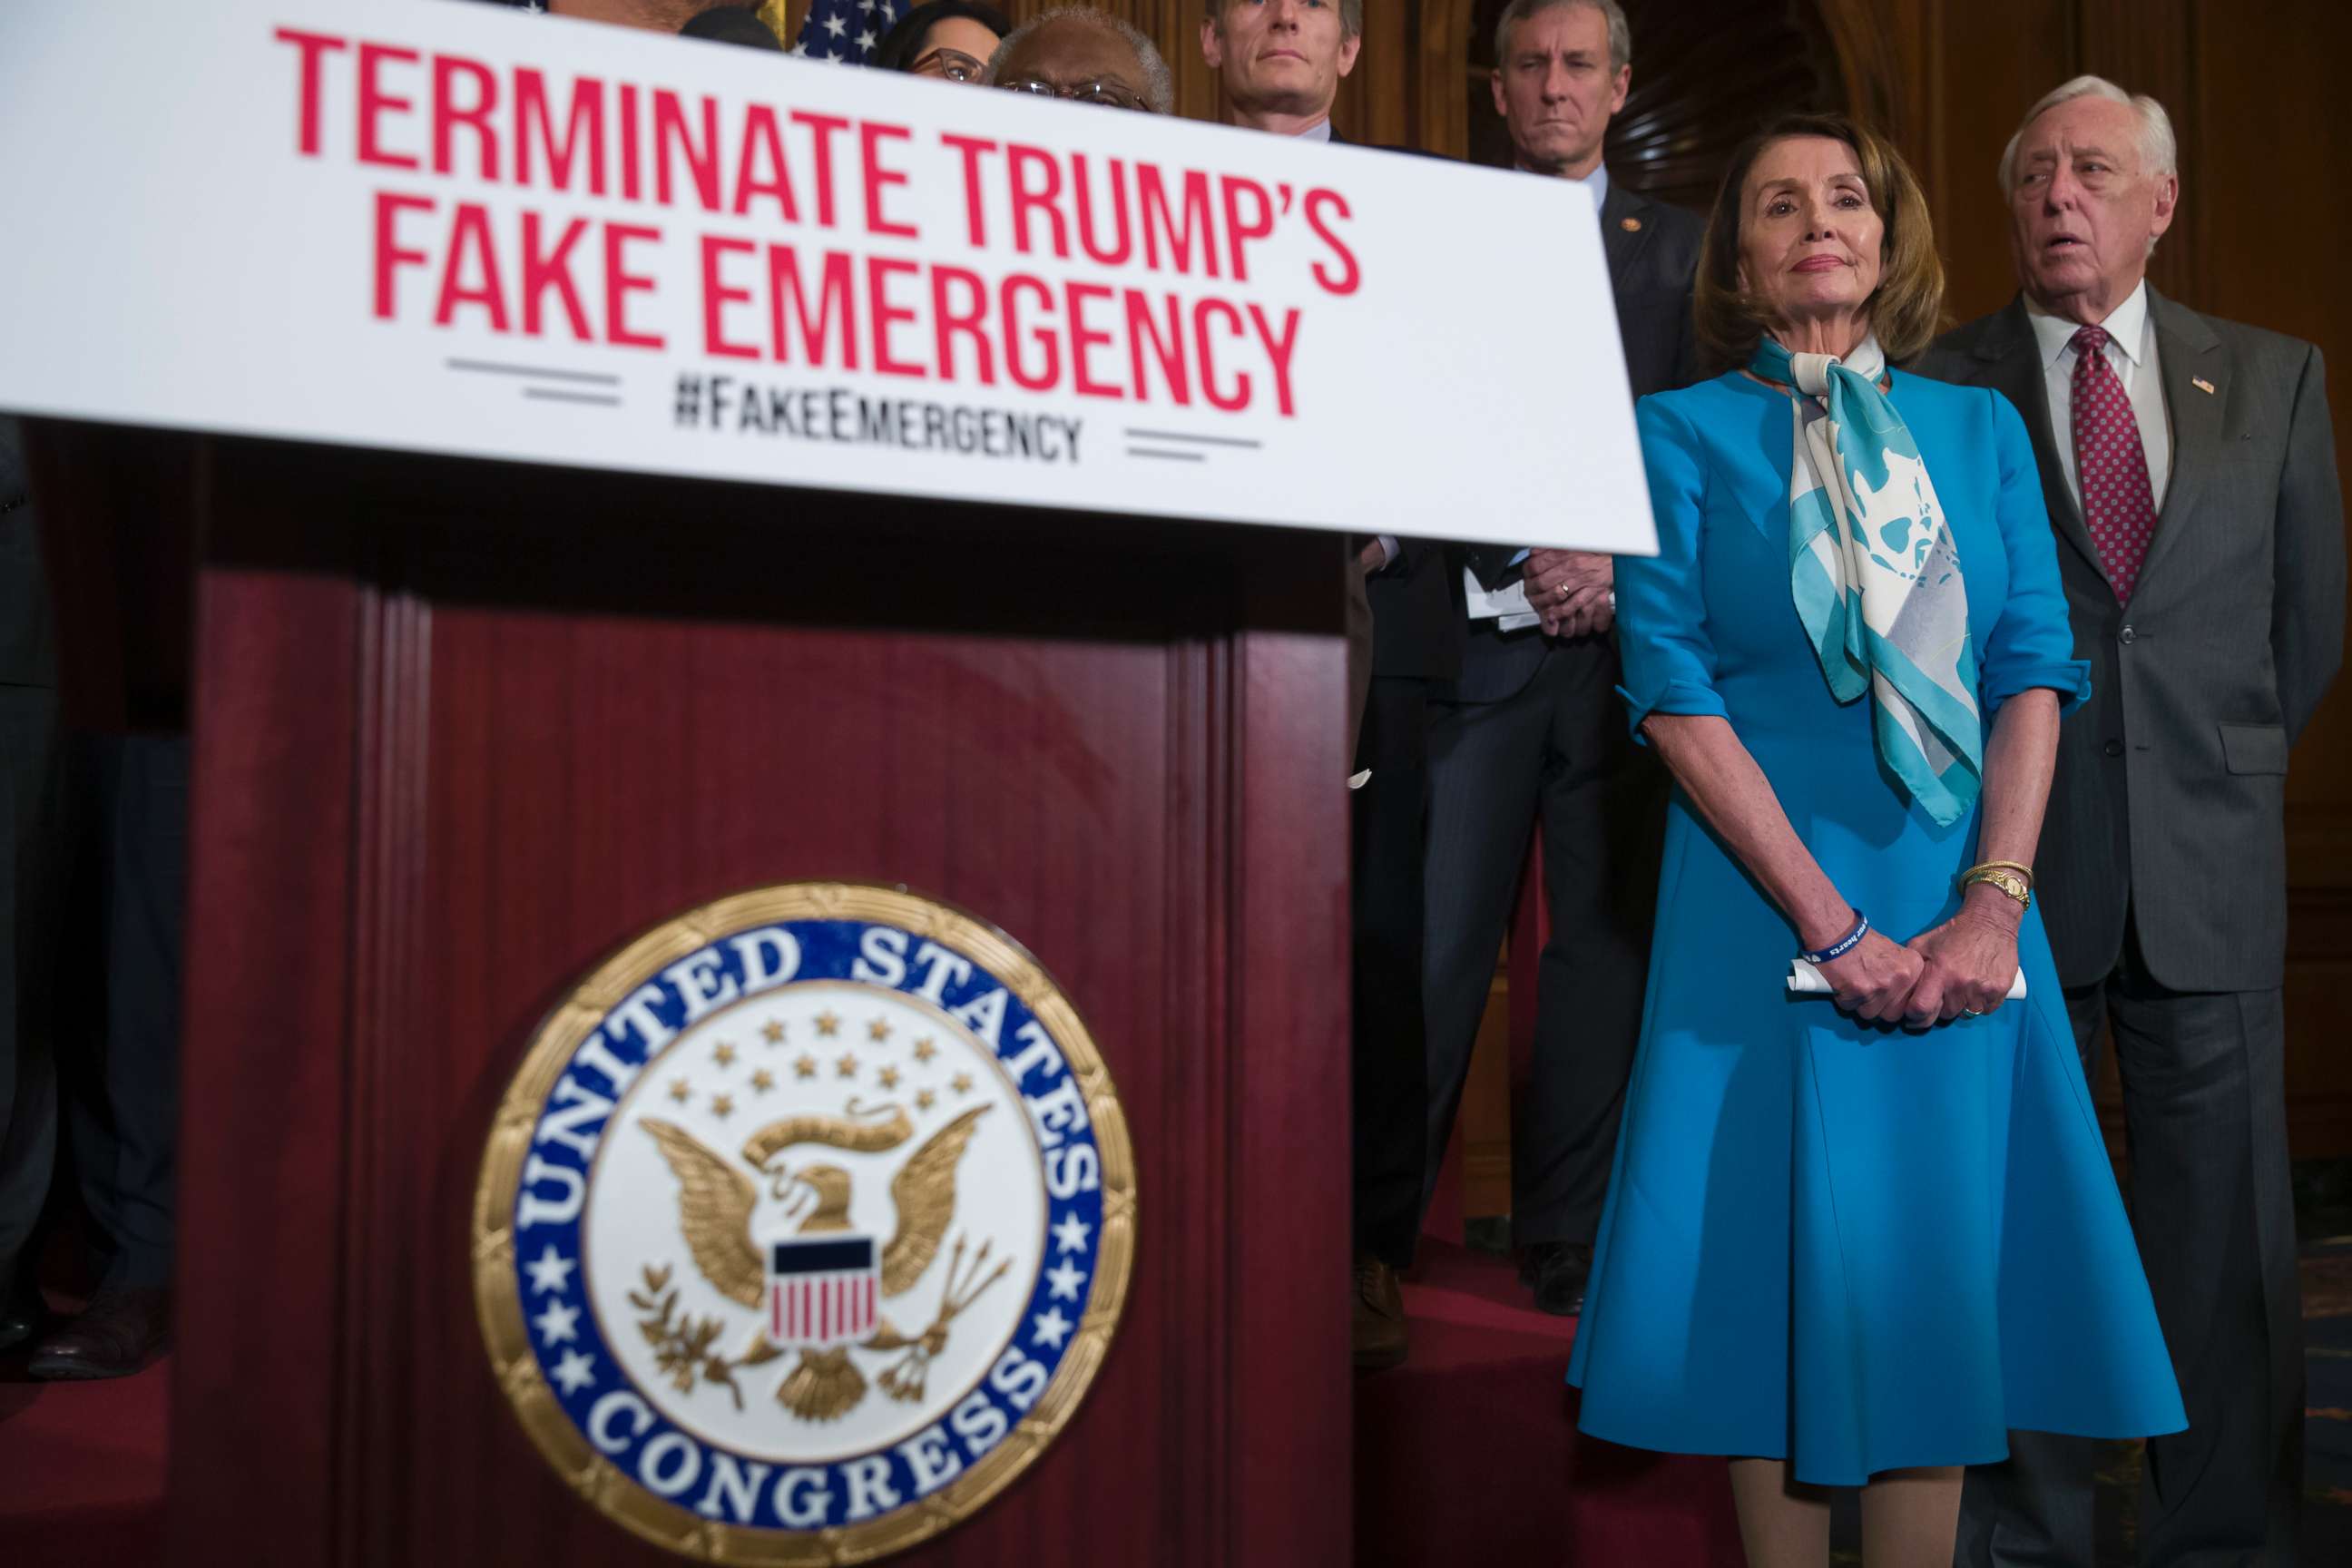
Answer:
[{"left": 2190, "top": 0, "right": 2352, "bottom": 1152}]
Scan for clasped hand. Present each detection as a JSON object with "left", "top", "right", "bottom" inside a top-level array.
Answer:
[
  {"left": 1813, "top": 907, "right": 2020, "bottom": 1027},
  {"left": 1525, "top": 548, "right": 1613, "bottom": 640}
]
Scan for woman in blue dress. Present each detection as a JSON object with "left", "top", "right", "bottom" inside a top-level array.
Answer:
[{"left": 1560, "top": 114, "right": 2184, "bottom": 1564}]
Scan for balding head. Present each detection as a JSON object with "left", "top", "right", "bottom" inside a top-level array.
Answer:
[{"left": 985, "top": 7, "right": 1175, "bottom": 114}]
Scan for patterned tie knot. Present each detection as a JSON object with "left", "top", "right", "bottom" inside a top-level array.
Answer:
[{"left": 2070, "top": 325, "right": 2112, "bottom": 362}]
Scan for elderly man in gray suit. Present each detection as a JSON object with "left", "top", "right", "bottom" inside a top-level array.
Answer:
[{"left": 1918, "top": 75, "right": 2344, "bottom": 1568}]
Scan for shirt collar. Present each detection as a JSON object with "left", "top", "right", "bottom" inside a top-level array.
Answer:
[
  {"left": 1293, "top": 117, "right": 1333, "bottom": 142},
  {"left": 2025, "top": 277, "right": 2151, "bottom": 368},
  {"left": 1575, "top": 162, "right": 1610, "bottom": 215}
]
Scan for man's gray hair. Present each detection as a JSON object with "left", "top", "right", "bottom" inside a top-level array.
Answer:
[
  {"left": 1205, "top": 0, "right": 1364, "bottom": 41},
  {"left": 1493, "top": 0, "right": 1631, "bottom": 74},
  {"left": 1997, "top": 74, "right": 2178, "bottom": 193},
  {"left": 985, "top": 6, "right": 1177, "bottom": 114}
]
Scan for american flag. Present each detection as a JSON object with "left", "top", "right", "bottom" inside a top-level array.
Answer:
[{"left": 776, "top": 0, "right": 901, "bottom": 65}]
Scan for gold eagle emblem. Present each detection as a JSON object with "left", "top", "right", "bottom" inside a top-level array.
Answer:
[{"left": 638, "top": 1103, "right": 1006, "bottom": 1420}]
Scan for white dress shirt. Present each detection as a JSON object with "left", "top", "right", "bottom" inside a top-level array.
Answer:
[
  {"left": 2026, "top": 279, "right": 2171, "bottom": 514},
  {"left": 1580, "top": 161, "right": 1610, "bottom": 216}
]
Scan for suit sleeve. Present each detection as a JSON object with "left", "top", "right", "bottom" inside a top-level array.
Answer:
[
  {"left": 2273, "top": 343, "right": 2345, "bottom": 745},
  {"left": 1456, "top": 543, "right": 1525, "bottom": 590},
  {"left": 1980, "top": 388, "right": 2092, "bottom": 717},
  {"left": 1370, "top": 534, "right": 1419, "bottom": 574},
  {"left": 1617, "top": 396, "right": 1728, "bottom": 734}
]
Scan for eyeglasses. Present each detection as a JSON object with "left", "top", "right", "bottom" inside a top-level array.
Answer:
[
  {"left": 995, "top": 75, "right": 1150, "bottom": 112},
  {"left": 909, "top": 46, "right": 987, "bottom": 83}
]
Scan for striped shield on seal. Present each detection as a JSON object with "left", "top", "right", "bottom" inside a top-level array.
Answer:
[{"left": 769, "top": 1236, "right": 879, "bottom": 1348}]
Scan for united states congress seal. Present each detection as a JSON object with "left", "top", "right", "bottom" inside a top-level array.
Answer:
[{"left": 472, "top": 883, "right": 1135, "bottom": 1562}]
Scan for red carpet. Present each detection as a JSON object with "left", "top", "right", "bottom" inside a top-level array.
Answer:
[
  {"left": 0, "top": 1273, "right": 1740, "bottom": 1568},
  {"left": 1356, "top": 1240, "right": 1741, "bottom": 1567},
  {"left": 0, "top": 1348, "right": 168, "bottom": 1568}
]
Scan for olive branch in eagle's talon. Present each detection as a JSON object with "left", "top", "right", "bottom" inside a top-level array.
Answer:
[
  {"left": 870, "top": 1234, "right": 1014, "bottom": 1404},
  {"left": 637, "top": 1107, "right": 995, "bottom": 1422},
  {"left": 631, "top": 1263, "right": 777, "bottom": 1412}
]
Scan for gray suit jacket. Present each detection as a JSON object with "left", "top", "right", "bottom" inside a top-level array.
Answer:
[{"left": 1916, "top": 290, "right": 2344, "bottom": 992}]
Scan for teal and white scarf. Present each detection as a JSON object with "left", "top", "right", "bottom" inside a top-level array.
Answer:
[{"left": 1749, "top": 336, "right": 1982, "bottom": 826}]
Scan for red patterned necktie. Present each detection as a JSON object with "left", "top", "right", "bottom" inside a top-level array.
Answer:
[{"left": 2069, "top": 324, "right": 2158, "bottom": 602}]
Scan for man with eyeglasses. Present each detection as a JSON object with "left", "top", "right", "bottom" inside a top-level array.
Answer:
[
  {"left": 982, "top": 5, "right": 1174, "bottom": 114},
  {"left": 1198, "top": 0, "right": 1460, "bottom": 1376}
]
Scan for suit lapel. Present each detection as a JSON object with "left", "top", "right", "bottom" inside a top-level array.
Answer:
[
  {"left": 1598, "top": 183, "right": 1655, "bottom": 289},
  {"left": 1970, "top": 297, "right": 2102, "bottom": 573},
  {"left": 2133, "top": 289, "right": 2225, "bottom": 592}
]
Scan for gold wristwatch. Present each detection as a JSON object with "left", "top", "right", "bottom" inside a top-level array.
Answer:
[{"left": 1959, "top": 861, "right": 2033, "bottom": 910}]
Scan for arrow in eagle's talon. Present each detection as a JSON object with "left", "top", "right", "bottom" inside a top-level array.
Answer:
[{"left": 943, "top": 1256, "right": 1013, "bottom": 1323}]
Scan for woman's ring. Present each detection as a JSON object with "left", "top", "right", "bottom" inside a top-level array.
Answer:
[
  {"left": 1964, "top": 1006, "right": 1984, "bottom": 1016},
  {"left": 1555, "top": 581, "right": 1572, "bottom": 600}
]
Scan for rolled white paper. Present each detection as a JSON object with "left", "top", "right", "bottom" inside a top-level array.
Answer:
[{"left": 1787, "top": 961, "right": 2026, "bottom": 999}]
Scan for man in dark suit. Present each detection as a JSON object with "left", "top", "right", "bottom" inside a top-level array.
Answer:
[
  {"left": 1418, "top": 0, "right": 1700, "bottom": 1317},
  {"left": 1918, "top": 76, "right": 2343, "bottom": 1568},
  {"left": 1200, "top": 0, "right": 1466, "bottom": 1369},
  {"left": 0, "top": 417, "right": 64, "bottom": 1354},
  {"left": 16, "top": 426, "right": 196, "bottom": 1380}
]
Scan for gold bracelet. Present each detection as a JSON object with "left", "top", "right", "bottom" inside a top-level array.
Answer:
[
  {"left": 1960, "top": 866, "right": 2032, "bottom": 909},
  {"left": 1966, "top": 858, "right": 2036, "bottom": 887}
]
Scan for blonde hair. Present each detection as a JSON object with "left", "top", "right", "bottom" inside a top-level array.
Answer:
[{"left": 1692, "top": 113, "right": 1945, "bottom": 371}]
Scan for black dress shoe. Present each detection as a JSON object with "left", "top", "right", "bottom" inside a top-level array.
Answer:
[
  {"left": 1351, "top": 1253, "right": 1408, "bottom": 1371},
  {"left": 0, "top": 1275, "right": 44, "bottom": 1353},
  {"left": 27, "top": 1285, "right": 170, "bottom": 1379},
  {"left": 1519, "top": 1241, "right": 1594, "bottom": 1318}
]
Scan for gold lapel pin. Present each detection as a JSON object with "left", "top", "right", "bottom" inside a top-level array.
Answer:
[
  {"left": 2192, "top": 377, "right": 2217, "bottom": 395},
  {"left": 1620, "top": 216, "right": 1642, "bottom": 232}
]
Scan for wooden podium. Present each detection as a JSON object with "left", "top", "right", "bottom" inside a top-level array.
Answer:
[{"left": 37, "top": 425, "right": 1353, "bottom": 1565}]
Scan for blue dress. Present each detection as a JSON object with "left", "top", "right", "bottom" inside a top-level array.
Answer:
[{"left": 1564, "top": 370, "right": 2186, "bottom": 1485}]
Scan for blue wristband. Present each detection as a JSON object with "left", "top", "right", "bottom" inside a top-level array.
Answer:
[{"left": 1799, "top": 911, "right": 1868, "bottom": 966}]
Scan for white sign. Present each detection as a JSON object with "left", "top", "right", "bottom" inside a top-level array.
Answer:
[{"left": 0, "top": 0, "right": 1655, "bottom": 552}]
